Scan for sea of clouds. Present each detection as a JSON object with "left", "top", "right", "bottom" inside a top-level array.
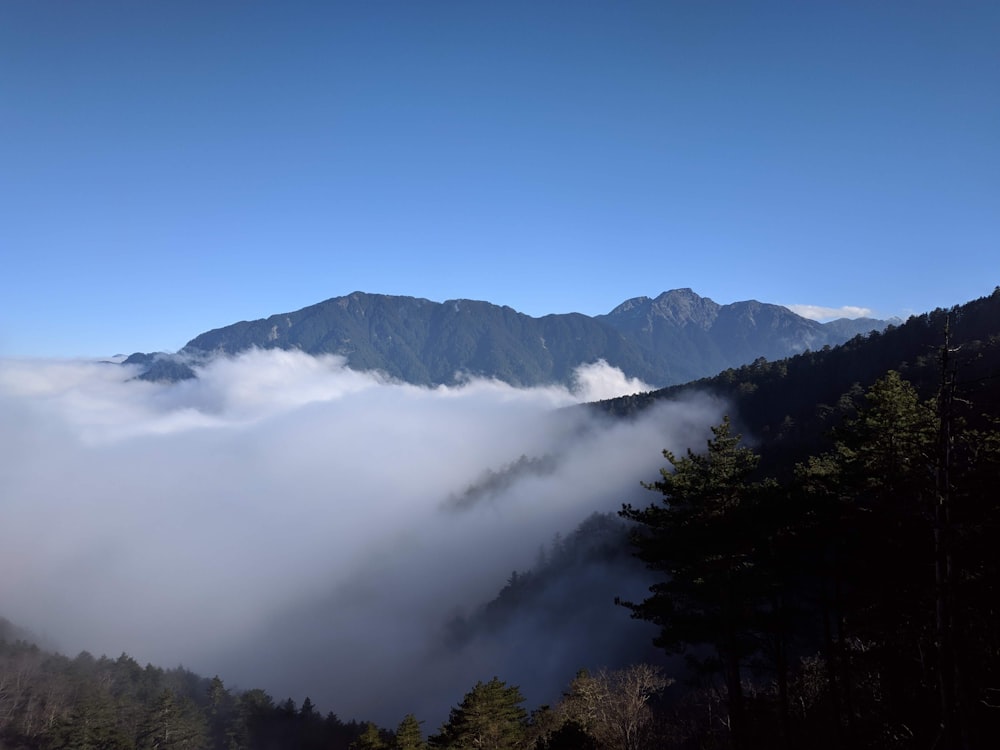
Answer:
[{"left": 0, "top": 350, "right": 724, "bottom": 725}]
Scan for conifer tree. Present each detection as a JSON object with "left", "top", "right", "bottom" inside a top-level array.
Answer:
[
  {"left": 50, "top": 689, "right": 131, "bottom": 750},
  {"left": 354, "top": 721, "right": 387, "bottom": 750},
  {"left": 429, "top": 677, "right": 527, "bottom": 750},
  {"left": 619, "top": 417, "right": 769, "bottom": 750},
  {"left": 794, "top": 371, "right": 937, "bottom": 742},
  {"left": 395, "top": 713, "right": 426, "bottom": 750},
  {"left": 137, "top": 688, "right": 207, "bottom": 750}
]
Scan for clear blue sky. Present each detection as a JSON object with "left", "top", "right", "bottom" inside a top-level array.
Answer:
[{"left": 2, "top": 1, "right": 997, "bottom": 357}]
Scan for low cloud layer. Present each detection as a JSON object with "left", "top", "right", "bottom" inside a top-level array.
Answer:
[
  {"left": 0, "top": 351, "right": 721, "bottom": 725},
  {"left": 785, "top": 303, "right": 874, "bottom": 321}
]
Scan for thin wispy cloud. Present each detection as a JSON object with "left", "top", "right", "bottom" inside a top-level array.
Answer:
[
  {"left": 785, "top": 304, "right": 874, "bottom": 321},
  {"left": 0, "top": 351, "right": 721, "bottom": 724}
]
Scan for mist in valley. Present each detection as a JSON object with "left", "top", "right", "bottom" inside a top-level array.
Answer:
[{"left": 0, "top": 350, "right": 724, "bottom": 725}]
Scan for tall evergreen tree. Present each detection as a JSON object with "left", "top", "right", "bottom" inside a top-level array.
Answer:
[
  {"left": 395, "top": 713, "right": 426, "bottom": 750},
  {"left": 353, "top": 721, "right": 387, "bottom": 750},
  {"left": 619, "top": 417, "right": 771, "bottom": 750},
  {"left": 791, "top": 371, "right": 942, "bottom": 744},
  {"left": 137, "top": 688, "right": 207, "bottom": 750},
  {"left": 429, "top": 677, "right": 528, "bottom": 750},
  {"left": 49, "top": 688, "right": 131, "bottom": 750},
  {"left": 205, "top": 676, "right": 238, "bottom": 750},
  {"left": 792, "top": 366, "right": 1000, "bottom": 746}
]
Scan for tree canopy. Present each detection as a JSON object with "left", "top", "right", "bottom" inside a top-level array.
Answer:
[{"left": 429, "top": 677, "right": 528, "bottom": 750}]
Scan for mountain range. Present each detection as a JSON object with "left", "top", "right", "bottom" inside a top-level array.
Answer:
[
  {"left": 5, "top": 289, "right": 998, "bottom": 749},
  {"left": 596, "top": 286, "right": 1000, "bottom": 473},
  {"left": 125, "top": 289, "right": 896, "bottom": 387}
]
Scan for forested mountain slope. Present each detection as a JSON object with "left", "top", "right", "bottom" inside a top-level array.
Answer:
[
  {"left": 0, "top": 633, "right": 382, "bottom": 750},
  {"left": 125, "top": 289, "right": 893, "bottom": 387},
  {"left": 6, "top": 290, "right": 1000, "bottom": 749},
  {"left": 596, "top": 287, "right": 1000, "bottom": 470},
  {"left": 586, "top": 287, "right": 1000, "bottom": 748}
]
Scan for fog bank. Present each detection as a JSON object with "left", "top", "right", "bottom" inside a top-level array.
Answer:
[{"left": 0, "top": 351, "right": 723, "bottom": 724}]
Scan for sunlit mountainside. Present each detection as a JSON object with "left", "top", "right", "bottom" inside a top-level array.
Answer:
[{"left": 125, "top": 289, "right": 895, "bottom": 387}]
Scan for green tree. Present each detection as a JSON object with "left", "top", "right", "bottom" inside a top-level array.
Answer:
[
  {"left": 233, "top": 686, "right": 273, "bottom": 747},
  {"left": 49, "top": 688, "right": 131, "bottom": 750},
  {"left": 429, "top": 677, "right": 528, "bottom": 750},
  {"left": 792, "top": 373, "right": 935, "bottom": 739},
  {"left": 137, "top": 688, "right": 207, "bottom": 750},
  {"left": 837, "top": 370, "right": 933, "bottom": 498},
  {"left": 791, "top": 368, "right": 989, "bottom": 745},
  {"left": 395, "top": 713, "right": 426, "bottom": 750},
  {"left": 205, "top": 676, "right": 239, "bottom": 750},
  {"left": 353, "top": 721, "right": 387, "bottom": 750},
  {"left": 619, "top": 417, "right": 770, "bottom": 750}
]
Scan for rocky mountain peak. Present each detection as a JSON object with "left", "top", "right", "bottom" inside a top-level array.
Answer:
[
  {"left": 128, "top": 289, "right": 894, "bottom": 389},
  {"left": 649, "top": 289, "right": 721, "bottom": 328}
]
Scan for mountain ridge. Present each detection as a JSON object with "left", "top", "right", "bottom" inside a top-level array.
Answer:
[
  {"left": 126, "top": 289, "right": 897, "bottom": 387},
  {"left": 593, "top": 286, "right": 1000, "bottom": 473}
]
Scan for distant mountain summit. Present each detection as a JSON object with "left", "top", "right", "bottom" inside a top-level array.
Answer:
[
  {"left": 605, "top": 288, "right": 721, "bottom": 328},
  {"left": 125, "top": 290, "right": 895, "bottom": 387}
]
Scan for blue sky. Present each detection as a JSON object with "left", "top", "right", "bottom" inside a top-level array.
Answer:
[{"left": 2, "top": 1, "right": 997, "bottom": 357}]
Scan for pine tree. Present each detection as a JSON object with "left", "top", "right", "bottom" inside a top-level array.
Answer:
[
  {"left": 49, "top": 688, "right": 131, "bottom": 750},
  {"left": 792, "top": 368, "right": 988, "bottom": 743},
  {"left": 137, "top": 689, "right": 207, "bottom": 750},
  {"left": 395, "top": 713, "right": 426, "bottom": 750},
  {"left": 205, "top": 676, "right": 238, "bottom": 750},
  {"left": 429, "top": 677, "right": 528, "bottom": 750},
  {"left": 619, "top": 417, "right": 770, "bottom": 750},
  {"left": 353, "top": 721, "right": 387, "bottom": 750}
]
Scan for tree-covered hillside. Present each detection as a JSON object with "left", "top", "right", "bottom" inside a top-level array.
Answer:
[
  {"left": 0, "top": 633, "right": 380, "bottom": 750},
  {"left": 8, "top": 342, "right": 1000, "bottom": 749},
  {"left": 596, "top": 287, "right": 1000, "bottom": 472},
  {"left": 8, "top": 290, "right": 999, "bottom": 749},
  {"left": 125, "top": 289, "right": 892, "bottom": 388}
]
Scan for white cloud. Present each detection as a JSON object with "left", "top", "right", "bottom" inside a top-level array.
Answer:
[
  {"left": 571, "top": 359, "right": 654, "bottom": 402},
  {"left": 0, "top": 350, "right": 723, "bottom": 723},
  {"left": 785, "top": 304, "right": 874, "bottom": 321}
]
